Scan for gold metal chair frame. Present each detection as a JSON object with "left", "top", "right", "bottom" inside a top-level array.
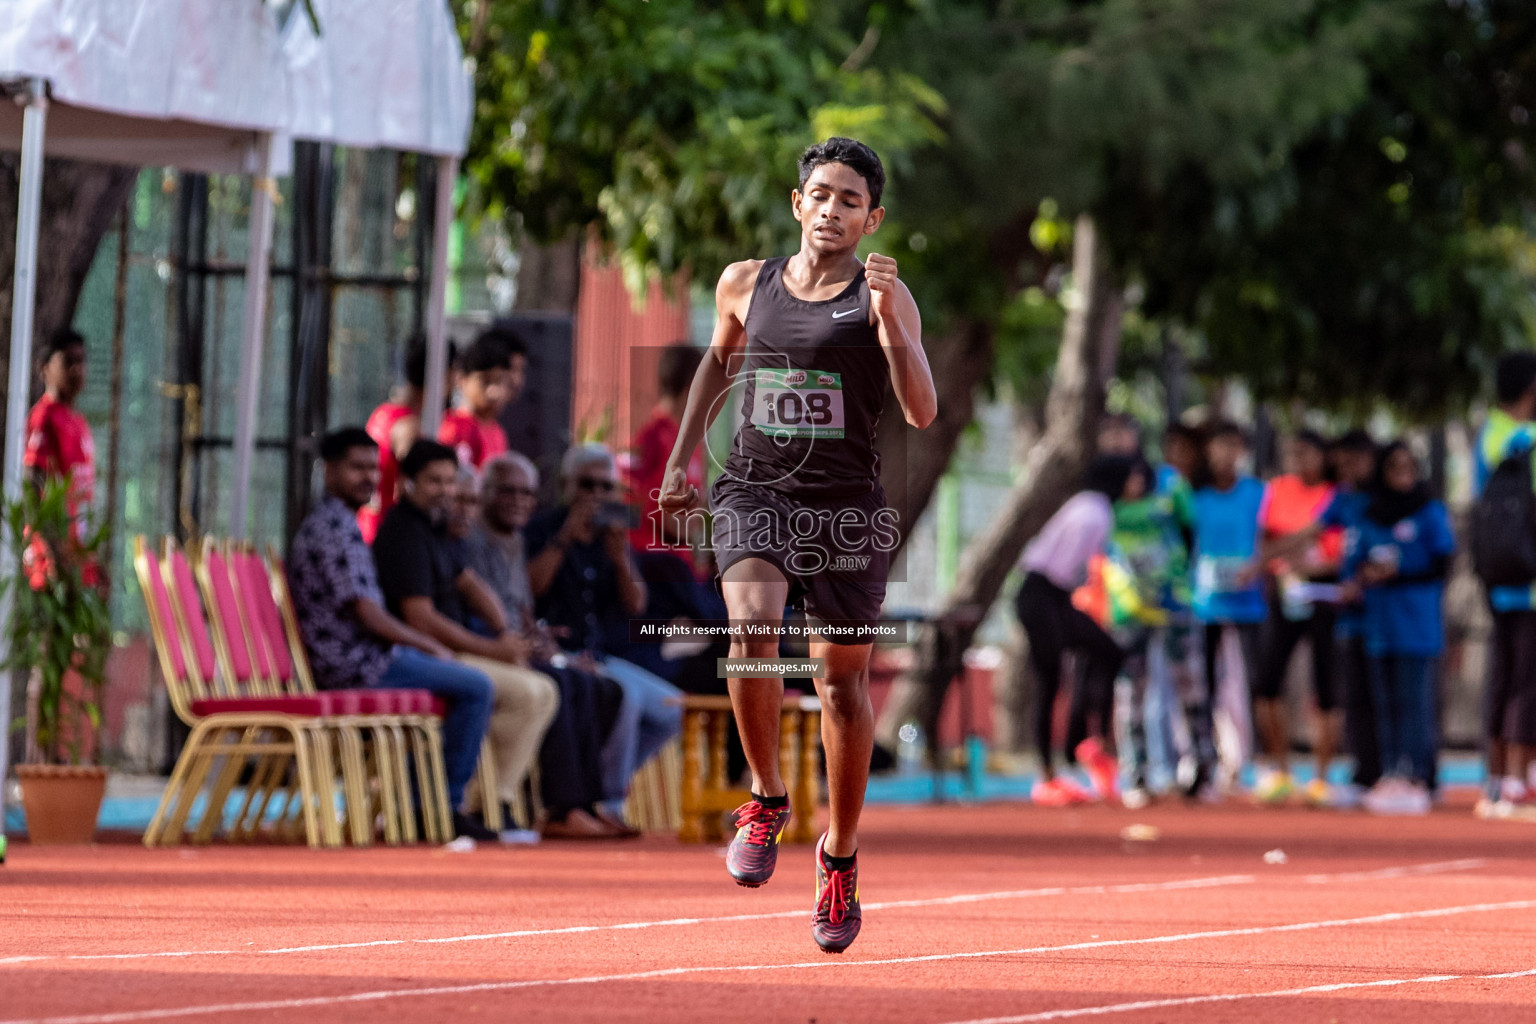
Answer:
[
  {"left": 265, "top": 547, "right": 458, "bottom": 843},
  {"left": 135, "top": 536, "right": 339, "bottom": 848}
]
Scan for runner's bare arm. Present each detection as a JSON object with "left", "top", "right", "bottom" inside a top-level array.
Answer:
[
  {"left": 659, "top": 260, "right": 761, "bottom": 509},
  {"left": 866, "top": 253, "right": 936, "bottom": 429}
]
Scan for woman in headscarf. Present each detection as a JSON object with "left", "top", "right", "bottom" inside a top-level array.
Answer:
[{"left": 1341, "top": 441, "right": 1454, "bottom": 816}]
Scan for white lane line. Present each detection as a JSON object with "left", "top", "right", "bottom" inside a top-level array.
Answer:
[
  {"left": 0, "top": 858, "right": 1488, "bottom": 967},
  {"left": 0, "top": 873, "right": 1255, "bottom": 965},
  {"left": 3, "top": 898, "right": 1532, "bottom": 1024},
  {"left": 940, "top": 967, "right": 1536, "bottom": 1023},
  {"left": 1302, "top": 857, "right": 1487, "bottom": 884}
]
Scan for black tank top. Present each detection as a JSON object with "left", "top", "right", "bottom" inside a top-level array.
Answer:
[{"left": 720, "top": 257, "right": 887, "bottom": 499}]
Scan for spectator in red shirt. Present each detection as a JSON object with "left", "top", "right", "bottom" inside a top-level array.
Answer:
[
  {"left": 439, "top": 330, "right": 522, "bottom": 471},
  {"left": 24, "top": 329, "right": 100, "bottom": 587},
  {"left": 358, "top": 334, "right": 456, "bottom": 543},
  {"left": 627, "top": 342, "right": 706, "bottom": 555}
]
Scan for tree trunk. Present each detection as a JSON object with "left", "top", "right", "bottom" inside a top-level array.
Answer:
[
  {"left": 896, "top": 215, "right": 1125, "bottom": 764},
  {"left": 0, "top": 157, "right": 139, "bottom": 422},
  {"left": 877, "top": 317, "right": 994, "bottom": 554},
  {"left": 0, "top": 157, "right": 137, "bottom": 771}
]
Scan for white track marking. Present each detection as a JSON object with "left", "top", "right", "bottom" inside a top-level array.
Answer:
[
  {"left": 1302, "top": 858, "right": 1487, "bottom": 884},
  {"left": 0, "top": 858, "right": 1486, "bottom": 967},
  {"left": 0, "top": 873, "right": 1254, "bottom": 965},
  {"left": 940, "top": 967, "right": 1536, "bottom": 1023},
  {"left": 3, "top": 898, "right": 1532, "bottom": 1024}
]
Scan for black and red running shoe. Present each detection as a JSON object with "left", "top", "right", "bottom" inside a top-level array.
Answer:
[
  {"left": 811, "top": 834, "right": 861, "bottom": 954},
  {"left": 725, "top": 799, "right": 793, "bottom": 887}
]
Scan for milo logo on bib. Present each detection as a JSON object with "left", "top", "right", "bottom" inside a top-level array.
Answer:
[{"left": 752, "top": 368, "right": 846, "bottom": 440}]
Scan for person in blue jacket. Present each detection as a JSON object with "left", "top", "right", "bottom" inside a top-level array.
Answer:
[
  {"left": 1190, "top": 421, "right": 1267, "bottom": 798},
  {"left": 1341, "top": 441, "right": 1454, "bottom": 816}
]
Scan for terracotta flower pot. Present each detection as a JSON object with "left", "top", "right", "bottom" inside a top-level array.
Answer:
[{"left": 16, "top": 764, "right": 108, "bottom": 844}]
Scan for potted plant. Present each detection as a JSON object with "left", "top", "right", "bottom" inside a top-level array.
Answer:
[{"left": 3, "top": 475, "right": 114, "bottom": 844}]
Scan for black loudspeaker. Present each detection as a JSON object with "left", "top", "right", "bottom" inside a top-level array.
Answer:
[{"left": 455, "top": 313, "right": 574, "bottom": 503}]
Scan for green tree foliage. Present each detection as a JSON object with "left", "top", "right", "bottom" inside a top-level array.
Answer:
[
  {"left": 877, "top": 0, "right": 1423, "bottom": 368},
  {"left": 876, "top": 0, "right": 1535, "bottom": 418},
  {"left": 457, "top": 0, "right": 942, "bottom": 292},
  {"left": 1129, "top": 0, "right": 1536, "bottom": 416}
]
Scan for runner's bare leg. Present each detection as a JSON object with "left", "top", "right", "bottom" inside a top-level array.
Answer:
[
  {"left": 722, "top": 557, "right": 790, "bottom": 798},
  {"left": 810, "top": 638, "right": 873, "bottom": 859}
]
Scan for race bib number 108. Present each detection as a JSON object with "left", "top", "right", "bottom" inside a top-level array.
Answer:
[{"left": 751, "top": 368, "right": 845, "bottom": 439}]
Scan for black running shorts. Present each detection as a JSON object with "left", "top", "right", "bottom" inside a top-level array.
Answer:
[{"left": 710, "top": 476, "right": 893, "bottom": 645}]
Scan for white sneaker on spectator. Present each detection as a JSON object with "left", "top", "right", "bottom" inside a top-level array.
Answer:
[{"left": 1362, "top": 777, "right": 1430, "bottom": 816}]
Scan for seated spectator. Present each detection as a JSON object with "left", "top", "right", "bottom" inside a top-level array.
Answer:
[
  {"left": 525, "top": 443, "right": 684, "bottom": 818},
  {"left": 374, "top": 440, "right": 560, "bottom": 833},
  {"left": 287, "top": 428, "right": 496, "bottom": 841},
  {"left": 456, "top": 457, "right": 634, "bottom": 839}
]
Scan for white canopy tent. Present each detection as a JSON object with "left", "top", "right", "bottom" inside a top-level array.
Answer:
[{"left": 0, "top": 0, "right": 471, "bottom": 826}]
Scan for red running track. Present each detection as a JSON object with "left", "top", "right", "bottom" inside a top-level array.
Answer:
[{"left": 4, "top": 795, "right": 1536, "bottom": 1023}]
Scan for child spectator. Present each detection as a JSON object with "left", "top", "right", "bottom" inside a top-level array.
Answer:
[
  {"left": 1323, "top": 430, "right": 1382, "bottom": 801},
  {"left": 1472, "top": 352, "right": 1536, "bottom": 818},
  {"left": 1159, "top": 422, "right": 1205, "bottom": 494},
  {"left": 1191, "top": 422, "right": 1266, "bottom": 796},
  {"left": 1343, "top": 442, "right": 1454, "bottom": 815},
  {"left": 24, "top": 328, "right": 101, "bottom": 587},
  {"left": 359, "top": 334, "right": 454, "bottom": 543},
  {"left": 1015, "top": 455, "right": 1133, "bottom": 806},
  {"left": 439, "top": 330, "right": 521, "bottom": 471},
  {"left": 1254, "top": 430, "right": 1341, "bottom": 806},
  {"left": 1108, "top": 458, "right": 1216, "bottom": 808},
  {"left": 627, "top": 342, "right": 706, "bottom": 555}
]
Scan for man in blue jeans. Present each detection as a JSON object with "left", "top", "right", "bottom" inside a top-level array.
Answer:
[
  {"left": 525, "top": 443, "right": 683, "bottom": 819},
  {"left": 288, "top": 427, "right": 496, "bottom": 841}
]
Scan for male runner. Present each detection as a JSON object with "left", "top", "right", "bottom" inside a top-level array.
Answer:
[{"left": 659, "top": 137, "right": 936, "bottom": 953}]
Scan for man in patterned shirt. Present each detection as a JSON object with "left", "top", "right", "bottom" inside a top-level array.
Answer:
[{"left": 288, "top": 427, "right": 497, "bottom": 841}]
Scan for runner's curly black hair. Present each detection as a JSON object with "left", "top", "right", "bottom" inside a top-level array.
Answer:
[{"left": 798, "top": 137, "right": 885, "bottom": 210}]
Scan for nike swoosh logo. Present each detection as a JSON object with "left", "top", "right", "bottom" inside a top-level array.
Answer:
[{"left": 831, "top": 308, "right": 860, "bottom": 319}]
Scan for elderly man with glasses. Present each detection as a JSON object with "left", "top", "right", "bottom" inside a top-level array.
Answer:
[
  {"left": 525, "top": 443, "right": 684, "bottom": 822},
  {"left": 459, "top": 453, "right": 634, "bottom": 838}
]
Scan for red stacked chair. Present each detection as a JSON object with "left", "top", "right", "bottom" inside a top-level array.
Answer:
[{"left": 136, "top": 536, "right": 346, "bottom": 848}]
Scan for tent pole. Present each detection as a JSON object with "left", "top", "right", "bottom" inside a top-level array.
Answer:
[
  {"left": 420, "top": 155, "right": 457, "bottom": 439},
  {"left": 230, "top": 134, "right": 277, "bottom": 539},
  {"left": 1, "top": 76, "right": 49, "bottom": 834}
]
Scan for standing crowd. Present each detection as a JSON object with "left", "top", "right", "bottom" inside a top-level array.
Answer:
[{"left": 1013, "top": 354, "right": 1536, "bottom": 817}]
